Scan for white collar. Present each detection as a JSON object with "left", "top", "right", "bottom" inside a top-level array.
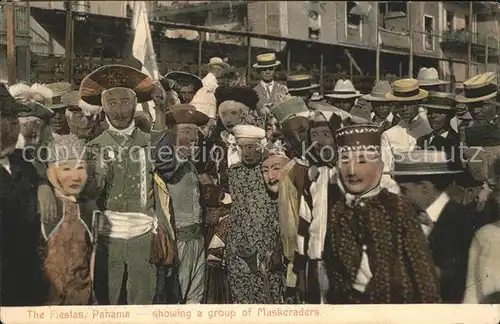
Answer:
[
  {"left": 371, "top": 112, "right": 394, "bottom": 124},
  {"left": 0, "top": 156, "right": 11, "bottom": 175},
  {"left": 106, "top": 118, "right": 136, "bottom": 137},
  {"left": 294, "top": 156, "right": 310, "bottom": 167},
  {"left": 260, "top": 80, "right": 274, "bottom": 88},
  {"left": 426, "top": 192, "right": 450, "bottom": 223}
]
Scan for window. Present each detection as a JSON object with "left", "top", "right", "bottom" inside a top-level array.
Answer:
[
  {"left": 346, "top": 1, "right": 361, "bottom": 28},
  {"left": 424, "top": 15, "right": 434, "bottom": 51},
  {"left": 445, "top": 10, "right": 454, "bottom": 31},
  {"left": 378, "top": 1, "right": 407, "bottom": 29}
]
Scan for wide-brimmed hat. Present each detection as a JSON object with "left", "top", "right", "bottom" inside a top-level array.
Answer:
[
  {"left": 17, "top": 101, "right": 54, "bottom": 120},
  {"left": 45, "top": 82, "right": 72, "bottom": 110},
  {"left": 253, "top": 53, "right": 281, "bottom": 69},
  {"left": 417, "top": 67, "right": 449, "bottom": 86},
  {"left": 392, "top": 150, "right": 463, "bottom": 176},
  {"left": 362, "top": 81, "right": 393, "bottom": 102},
  {"left": 421, "top": 91, "right": 456, "bottom": 111},
  {"left": 164, "top": 71, "right": 203, "bottom": 92},
  {"left": 208, "top": 57, "right": 230, "bottom": 69},
  {"left": 455, "top": 72, "right": 497, "bottom": 103},
  {"left": 385, "top": 78, "right": 428, "bottom": 101},
  {"left": 165, "top": 104, "right": 209, "bottom": 127},
  {"left": 286, "top": 74, "right": 320, "bottom": 92},
  {"left": 271, "top": 97, "right": 309, "bottom": 124},
  {"left": 335, "top": 124, "right": 381, "bottom": 153},
  {"left": 326, "top": 79, "right": 362, "bottom": 99},
  {"left": 80, "top": 64, "right": 156, "bottom": 106}
]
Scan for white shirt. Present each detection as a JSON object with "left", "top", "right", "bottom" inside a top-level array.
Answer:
[
  {"left": 422, "top": 192, "right": 450, "bottom": 236},
  {"left": 450, "top": 116, "right": 459, "bottom": 133},
  {"left": 0, "top": 157, "right": 12, "bottom": 175},
  {"left": 260, "top": 80, "right": 275, "bottom": 99},
  {"left": 428, "top": 130, "right": 449, "bottom": 144},
  {"left": 202, "top": 72, "right": 218, "bottom": 92},
  {"left": 370, "top": 112, "right": 395, "bottom": 126}
]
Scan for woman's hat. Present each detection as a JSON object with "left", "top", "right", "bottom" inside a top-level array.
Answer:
[
  {"left": 253, "top": 53, "right": 281, "bottom": 69},
  {"left": 45, "top": 82, "right": 72, "bottom": 110},
  {"left": 325, "top": 79, "right": 362, "bottom": 99},
  {"left": 164, "top": 71, "right": 203, "bottom": 92},
  {"left": 455, "top": 72, "right": 497, "bottom": 103},
  {"left": 417, "top": 67, "right": 449, "bottom": 86},
  {"left": 208, "top": 57, "right": 230, "bottom": 69},
  {"left": 421, "top": 92, "right": 456, "bottom": 111},
  {"left": 233, "top": 124, "right": 266, "bottom": 140},
  {"left": 271, "top": 97, "right": 309, "bottom": 124},
  {"left": 335, "top": 124, "right": 381, "bottom": 153},
  {"left": 286, "top": 74, "right": 320, "bottom": 92},
  {"left": 362, "top": 81, "right": 393, "bottom": 102},
  {"left": 80, "top": 64, "right": 156, "bottom": 106},
  {"left": 385, "top": 78, "right": 429, "bottom": 101},
  {"left": 17, "top": 101, "right": 54, "bottom": 120},
  {"left": 392, "top": 150, "right": 463, "bottom": 176},
  {"left": 165, "top": 104, "right": 209, "bottom": 127}
]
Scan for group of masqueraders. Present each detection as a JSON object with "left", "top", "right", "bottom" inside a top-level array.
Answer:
[{"left": 2, "top": 51, "right": 500, "bottom": 306}]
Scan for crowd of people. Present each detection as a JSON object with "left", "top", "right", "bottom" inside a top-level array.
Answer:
[{"left": 1, "top": 51, "right": 500, "bottom": 306}]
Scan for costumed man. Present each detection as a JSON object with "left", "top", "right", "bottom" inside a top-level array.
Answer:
[
  {"left": 324, "top": 124, "right": 440, "bottom": 303},
  {"left": 81, "top": 65, "right": 159, "bottom": 305},
  {"left": 222, "top": 125, "right": 284, "bottom": 303},
  {"left": 153, "top": 103, "right": 209, "bottom": 304},
  {"left": 165, "top": 71, "right": 203, "bottom": 104},
  {"left": 41, "top": 134, "right": 98, "bottom": 305},
  {"left": 273, "top": 97, "right": 311, "bottom": 303},
  {"left": 0, "top": 84, "right": 44, "bottom": 306},
  {"left": 363, "top": 81, "right": 400, "bottom": 132},
  {"left": 394, "top": 150, "right": 473, "bottom": 303},
  {"left": 455, "top": 73, "right": 499, "bottom": 217},
  {"left": 325, "top": 79, "right": 362, "bottom": 114},
  {"left": 253, "top": 53, "right": 289, "bottom": 129},
  {"left": 380, "top": 78, "right": 432, "bottom": 194},
  {"left": 46, "top": 82, "right": 72, "bottom": 137},
  {"left": 294, "top": 109, "right": 342, "bottom": 304},
  {"left": 62, "top": 91, "right": 105, "bottom": 143}
]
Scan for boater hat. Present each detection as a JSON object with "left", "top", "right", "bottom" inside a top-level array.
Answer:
[
  {"left": 362, "top": 81, "right": 393, "bottom": 102},
  {"left": 286, "top": 74, "right": 320, "bottom": 92},
  {"left": 253, "top": 53, "right": 281, "bottom": 69},
  {"left": 335, "top": 124, "right": 381, "bottom": 153},
  {"left": 392, "top": 150, "right": 463, "bottom": 176},
  {"left": 417, "top": 67, "right": 449, "bottom": 86},
  {"left": 164, "top": 71, "right": 203, "bottom": 92},
  {"left": 455, "top": 72, "right": 497, "bottom": 103},
  {"left": 45, "top": 82, "right": 72, "bottom": 109},
  {"left": 325, "top": 79, "right": 362, "bottom": 99},
  {"left": 165, "top": 104, "right": 209, "bottom": 127},
  {"left": 385, "top": 78, "right": 428, "bottom": 102},
  {"left": 421, "top": 91, "right": 456, "bottom": 111},
  {"left": 79, "top": 64, "right": 156, "bottom": 106}
]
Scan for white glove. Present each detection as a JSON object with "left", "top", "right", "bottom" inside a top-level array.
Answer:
[{"left": 352, "top": 245, "right": 373, "bottom": 293}]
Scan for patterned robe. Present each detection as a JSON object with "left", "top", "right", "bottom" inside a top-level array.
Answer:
[{"left": 225, "top": 163, "right": 283, "bottom": 303}]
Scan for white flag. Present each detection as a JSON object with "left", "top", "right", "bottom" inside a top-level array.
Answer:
[{"left": 131, "top": 1, "right": 158, "bottom": 121}]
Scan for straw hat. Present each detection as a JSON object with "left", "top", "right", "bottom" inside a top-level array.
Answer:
[
  {"left": 208, "top": 57, "right": 230, "bottom": 69},
  {"left": 253, "top": 53, "right": 281, "bottom": 69},
  {"left": 392, "top": 150, "right": 463, "bottom": 176},
  {"left": 385, "top": 78, "right": 428, "bottom": 101},
  {"left": 362, "top": 81, "right": 393, "bottom": 102},
  {"left": 325, "top": 79, "right": 362, "bottom": 99},
  {"left": 455, "top": 72, "right": 497, "bottom": 103},
  {"left": 421, "top": 92, "right": 456, "bottom": 111},
  {"left": 286, "top": 74, "right": 320, "bottom": 92},
  {"left": 45, "top": 82, "right": 72, "bottom": 109},
  {"left": 417, "top": 67, "right": 449, "bottom": 86}
]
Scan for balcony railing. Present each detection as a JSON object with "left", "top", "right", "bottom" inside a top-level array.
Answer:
[
  {"left": 441, "top": 29, "right": 499, "bottom": 51},
  {"left": 0, "top": 4, "right": 30, "bottom": 35},
  {"left": 379, "top": 27, "right": 409, "bottom": 49}
]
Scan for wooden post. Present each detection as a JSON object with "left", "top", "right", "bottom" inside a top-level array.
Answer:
[
  {"left": 6, "top": 0, "right": 16, "bottom": 85},
  {"left": 349, "top": 60, "right": 353, "bottom": 80},
  {"left": 407, "top": 1, "right": 413, "bottom": 78},
  {"left": 286, "top": 45, "right": 291, "bottom": 74},
  {"left": 375, "top": 3, "right": 380, "bottom": 82},
  {"left": 320, "top": 52, "right": 324, "bottom": 94},
  {"left": 399, "top": 60, "right": 402, "bottom": 78},
  {"left": 485, "top": 34, "right": 489, "bottom": 72},
  {"left": 246, "top": 35, "right": 251, "bottom": 85},
  {"left": 197, "top": 33, "right": 203, "bottom": 76},
  {"left": 467, "top": 1, "right": 472, "bottom": 78},
  {"left": 64, "top": 1, "right": 73, "bottom": 84}
]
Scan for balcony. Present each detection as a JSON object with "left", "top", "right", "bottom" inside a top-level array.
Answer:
[
  {"left": 379, "top": 27, "right": 409, "bottom": 50},
  {"left": 441, "top": 29, "right": 499, "bottom": 57}
]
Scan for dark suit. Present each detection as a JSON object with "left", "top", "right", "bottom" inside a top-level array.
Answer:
[
  {"left": 416, "top": 128, "right": 460, "bottom": 152},
  {"left": 427, "top": 199, "right": 474, "bottom": 303}
]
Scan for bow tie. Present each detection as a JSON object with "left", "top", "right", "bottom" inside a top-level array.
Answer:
[{"left": 418, "top": 211, "right": 434, "bottom": 227}]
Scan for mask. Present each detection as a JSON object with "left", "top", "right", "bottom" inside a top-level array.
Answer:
[
  {"left": 48, "top": 159, "right": 88, "bottom": 197},
  {"left": 338, "top": 150, "right": 383, "bottom": 194},
  {"left": 238, "top": 138, "right": 263, "bottom": 166},
  {"left": 67, "top": 108, "right": 103, "bottom": 142},
  {"left": 101, "top": 88, "right": 136, "bottom": 130},
  {"left": 309, "top": 123, "right": 335, "bottom": 163},
  {"left": 172, "top": 123, "right": 200, "bottom": 159},
  {"left": 219, "top": 101, "right": 248, "bottom": 133},
  {"left": 261, "top": 155, "right": 288, "bottom": 194},
  {"left": 18, "top": 116, "right": 43, "bottom": 147},
  {"left": 281, "top": 116, "right": 309, "bottom": 155}
]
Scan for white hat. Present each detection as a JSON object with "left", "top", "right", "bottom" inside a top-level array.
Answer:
[
  {"left": 190, "top": 87, "right": 217, "bottom": 119},
  {"left": 208, "top": 57, "right": 230, "bottom": 69},
  {"left": 325, "top": 79, "right": 361, "bottom": 99},
  {"left": 233, "top": 124, "right": 266, "bottom": 140},
  {"left": 417, "top": 67, "right": 449, "bottom": 86}
]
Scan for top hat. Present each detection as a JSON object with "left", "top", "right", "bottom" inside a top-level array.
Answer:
[
  {"left": 271, "top": 97, "right": 309, "bottom": 124},
  {"left": 165, "top": 104, "right": 209, "bottom": 127},
  {"left": 286, "top": 74, "right": 320, "bottom": 92},
  {"left": 79, "top": 64, "right": 156, "bottom": 106},
  {"left": 455, "top": 72, "right": 497, "bottom": 103},
  {"left": 164, "top": 71, "right": 203, "bottom": 92},
  {"left": 385, "top": 78, "right": 429, "bottom": 102},
  {"left": 326, "top": 79, "right": 362, "bottom": 99},
  {"left": 362, "top": 81, "right": 393, "bottom": 102},
  {"left": 335, "top": 124, "right": 381, "bottom": 153},
  {"left": 253, "top": 53, "right": 281, "bottom": 69},
  {"left": 417, "top": 67, "right": 449, "bottom": 86},
  {"left": 45, "top": 82, "right": 72, "bottom": 109},
  {"left": 421, "top": 91, "right": 456, "bottom": 111},
  {"left": 208, "top": 57, "right": 230, "bottom": 69},
  {"left": 392, "top": 150, "right": 463, "bottom": 176}
]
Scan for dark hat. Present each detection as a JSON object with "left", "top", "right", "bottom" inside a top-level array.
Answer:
[
  {"left": 45, "top": 82, "right": 72, "bottom": 109},
  {"left": 215, "top": 86, "right": 259, "bottom": 110},
  {"left": 80, "top": 64, "right": 156, "bottom": 106},
  {"left": 421, "top": 91, "right": 456, "bottom": 111},
  {"left": 286, "top": 74, "right": 320, "bottom": 92},
  {"left": 165, "top": 104, "right": 209, "bottom": 127},
  {"left": 0, "top": 83, "right": 28, "bottom": 117},
  {"left": 164, "top": 71, "right": 203, "bottom": 92},
  {"left": 335, "top": 124, "right": 381, "bottom": 153},
  {"left": 17, "top": 101, "right": 55, "bottom": 120}
]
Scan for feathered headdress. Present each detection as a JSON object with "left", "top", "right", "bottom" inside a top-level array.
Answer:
[
  {"left": 9, "top": 83, "right": 53, "bottom": 105},
  {"left": 215, "top": 86, "right": 259, "bottom": 111}
]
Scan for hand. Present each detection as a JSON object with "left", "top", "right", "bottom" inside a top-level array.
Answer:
[{"left": 38, "top": 184, "right": 57, "bottom": 222}]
